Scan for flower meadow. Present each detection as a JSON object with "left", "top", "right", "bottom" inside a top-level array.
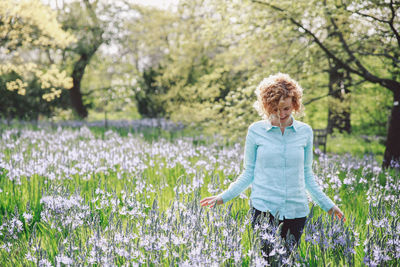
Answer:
[{"left": 0, "top": 122, "right": 399, "bottom": 266}]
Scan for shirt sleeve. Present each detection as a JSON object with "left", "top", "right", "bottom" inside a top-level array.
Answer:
[
  {"left": 220, "top": 126, "right": 257, "bottom": 203},
  {"left": 304, "top": 127, "right": 335, "bottom": 212}
]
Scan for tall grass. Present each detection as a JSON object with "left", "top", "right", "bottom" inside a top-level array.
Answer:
[{"left": 0, "top": 123, "right": 398, "bottom": 266}]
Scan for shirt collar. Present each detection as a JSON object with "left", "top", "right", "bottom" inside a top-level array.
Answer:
[{"left": 265, "top": 115, "right": 298, "bottom": 132}]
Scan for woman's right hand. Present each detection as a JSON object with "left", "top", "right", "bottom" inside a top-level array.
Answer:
[
  {"left": 200, "top": 195, "right": 223, "bottom": 208},
  {"left": 328, "top": 205, "right": 346, "bottom": 222}
]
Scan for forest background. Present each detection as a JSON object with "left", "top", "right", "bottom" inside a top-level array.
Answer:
[{"left": 1, "top": 0, "right": 399, "bottom": 166}]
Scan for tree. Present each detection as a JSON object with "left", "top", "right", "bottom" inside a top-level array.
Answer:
[
  {"left": 135, "top": 66, "right": 168, "bottom": 118},
  {"left": 53, "top": 0, "right": 134, "bottom": 118},
  {"left": 326, "top": 61, "right": 352, "bottom": 134},
  {"left": 147, "top": 0, "right": 281, "bottom": 134},
  {"left": 116, "top": 4, "right": 178, "bottom": 118},
  {"left": 252, "top": 0, "right": 400, "bottom": 167},
  {"left": 123, "top": 0, "right": 322, "bottom": 137},
  {"left": 0, "top": 0, "right": 75, "bottom": 109},
  {"left": 55, "top": 0, "right": 107, "bottom": 118}
]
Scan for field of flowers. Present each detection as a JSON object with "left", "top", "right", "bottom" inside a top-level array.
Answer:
[{"left": 0, "top": 121, "right": 399, "bottom": 266}]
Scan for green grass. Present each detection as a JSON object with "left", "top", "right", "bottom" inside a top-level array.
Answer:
[
  {"left": 0, "top": 124, "right": 398, "bottom": 266},
  {"left": 87, "top": 109, "right": 141, "bottom": 122},
  {"left": 326, "top": 133, "right": 385, "bottom": 163}
]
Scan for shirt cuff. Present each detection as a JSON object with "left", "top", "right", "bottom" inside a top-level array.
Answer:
[{"left": 321, "top": 199, "right": 335, "bottom": 212}]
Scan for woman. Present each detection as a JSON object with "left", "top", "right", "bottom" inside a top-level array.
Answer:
[{"left": 200, "top": 73, "right": 345, "bottom": 250}]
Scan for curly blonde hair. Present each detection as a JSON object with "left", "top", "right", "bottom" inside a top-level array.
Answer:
[{"left": 253, "top": 73, "right": 304, "bottom": 119}]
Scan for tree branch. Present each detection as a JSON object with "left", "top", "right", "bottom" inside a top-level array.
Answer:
[
  {"left": 354, "top": 2, "right": 400, "bottom": 49},
  {"left": 251, "top": 0, "right": 400, "bottom": 92},
  {"left": 303, "top": 93, "right": 330, "bottom": 105},
  {"left": 304, "top": 88, "right": 346, "bottom": 105},
  {"left": 354, "top": 11, "right": 389, "bottom": 23},
  {"left": 328, "top": 16, "right": 381, "bottom": 83},
  {"left": 388, "top": 0, "right": 400, "bottom": 48},
  {"left": 356, "top": 51, "right": 400, "bottom": 65},
  {"left": 84, "top": 84, "right": 134, "bottom": 95},
  {"left": 251, "top": 0, "right": 361, "bottom": 76},
  {"left": 304, "top": 77, "right": 368, "bottom": 106},
  {"left": 83, "top": 0, "right": 100, "bottom": 26}
]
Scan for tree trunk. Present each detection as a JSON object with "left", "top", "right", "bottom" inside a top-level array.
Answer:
[
  {"left": 70, "top": 54, "right": 88, "bottom": 118},
  {"left": 70, "top": 46, "right": 100, "bottom": 118},
  {"left": 327, "top": 65, "right": 351, "bottom": 134},
  {"left": 383, "top": 89, "right": 400, "bottom": 168}
]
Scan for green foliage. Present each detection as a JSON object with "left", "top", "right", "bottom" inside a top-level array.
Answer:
[
  {"left": 120, "top": 0, "right": 393, "bottom": 140},
  {"left": 326, "top": 133, "right": 385, "bottom": 162},
  {"left": 1, "top": 0, "right": 396, "bottom": 146},
  {"left": 0, "top": 73, "right": 71, "bottom": 120},
  {"left": 80, "top": 54, "right": 138, "bottom": 121},
  {"left": 351, "top": 82, "right": 392, "bottom": 136},
  {"left": 0, "top": 0, "right": 75, "bottom": 100},
  {"left": 135, "top": 66, "right": 168, "bottom": 118}
]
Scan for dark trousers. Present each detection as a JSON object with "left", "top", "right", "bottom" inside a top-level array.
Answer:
[{"left": 251, "top": 207, "right": 307, "bottom": 254}]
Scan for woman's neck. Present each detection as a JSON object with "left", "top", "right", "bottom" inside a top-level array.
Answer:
[{"left": 270, "top": 116, "right": 293, "bottom": 128}]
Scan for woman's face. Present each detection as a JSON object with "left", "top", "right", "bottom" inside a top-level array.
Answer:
[{"left": 273, "top": 97, "right": 293, "bottom": 125}]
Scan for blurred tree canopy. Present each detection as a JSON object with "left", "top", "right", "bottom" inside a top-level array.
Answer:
[
  {"left": 251, "top": 0, "right": 399, "bottom": 166},
  {"left": 0, "top": 0, "right": 75, "bottom": 119},
  {"left": 55, "top": 0, "right": 122, "bottom": 118},
  {"left": 0, "top": 0, "right": 398, "bottom": 164}
]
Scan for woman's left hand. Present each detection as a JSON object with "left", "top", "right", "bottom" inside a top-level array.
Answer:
[
  {"left": 328, "top": 205, "right": 346, "bottom": 222},
  {"left": 200, "top": 195, "right": 223, "bottom": 208}
]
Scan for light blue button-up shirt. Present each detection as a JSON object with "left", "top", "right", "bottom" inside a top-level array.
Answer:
[{"left": 220, "top": 117, "right": 335, "bottom": 220}]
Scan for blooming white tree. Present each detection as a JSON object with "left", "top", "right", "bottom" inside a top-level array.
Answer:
[{"left": 0, "top": 0, "right": 75, "bottom": 101}]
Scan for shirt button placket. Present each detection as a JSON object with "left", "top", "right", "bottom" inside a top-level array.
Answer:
[{"left": 282, "top": 130, "right": 287, "bottom": 219}]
